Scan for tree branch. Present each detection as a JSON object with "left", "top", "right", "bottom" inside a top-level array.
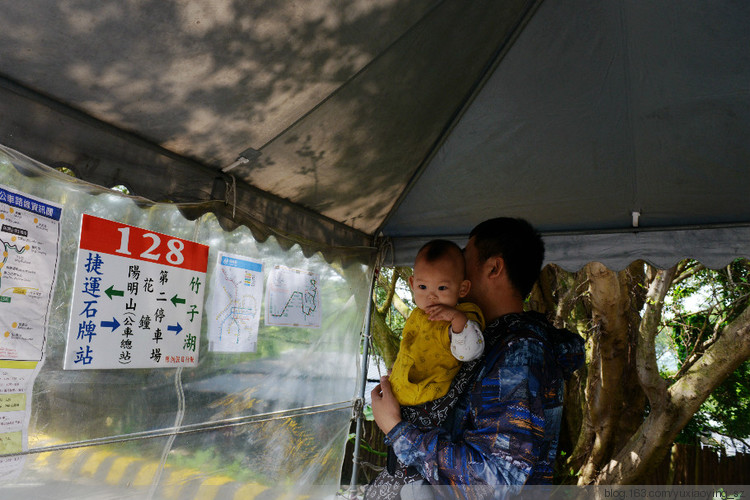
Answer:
[
  {"left": 598, "top": 298, "right": 750, "bottom": 484},
  {"left": 671, "top": 262, "right": 705, "bottom": 286},
  {"left": 637, "top": 265, "right": 676, "bottom": 405},
  {"left": 375, "top": 270, "right": 410, "bottom": 319},
  {"left": 370, "top": 307, "right": 400, "bottom": 368},
  {"left": 376, "top": 269, "right": 398, "bottom": 315},
  {"left": 669, "top": 302, "right": 750, "bottom": 418}
]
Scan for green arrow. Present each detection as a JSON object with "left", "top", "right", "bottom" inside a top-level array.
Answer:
[
  {"left": 171, "top": 294, "right": 186, "bottom": 306},
  {"left": 105, "top": 285, "right": 124, "bottom": 300}
]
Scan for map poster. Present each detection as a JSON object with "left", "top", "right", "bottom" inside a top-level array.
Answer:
[
  {"left": 265, "top": 265, "right": 321, "bottom": 328},
  {"left": 64, "top": 214, "right": 209, "bottom": 370},
  {"left": 0, "top": 185, "right": 62, "bottom": 362},
  {"left": 207, "top": 252, "right": 263, "bottom": 353}
]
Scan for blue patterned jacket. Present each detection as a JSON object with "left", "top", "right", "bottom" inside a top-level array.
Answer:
[{"left": 385, "top": 312, "right": 585, "bottom": 495}]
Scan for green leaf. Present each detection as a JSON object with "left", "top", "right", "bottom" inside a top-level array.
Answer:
[{"left": 347, "top": 432, "right": 387, "bottom": 457}]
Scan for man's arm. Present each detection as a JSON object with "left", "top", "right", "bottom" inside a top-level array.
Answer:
[{"left": 384, "top": 338, "right": 549, "bottom": 487}]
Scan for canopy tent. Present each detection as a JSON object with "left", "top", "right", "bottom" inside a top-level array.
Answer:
[
  {"left": 2, "top": 0, "right": 748, "bottom": 271},
  {"left": 1, "top": 0, "right": 749, "bottom": 497}
]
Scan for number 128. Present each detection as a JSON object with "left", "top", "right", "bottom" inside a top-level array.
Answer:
[{"left": 115, "top": 227, "right": 185, "bottom": 265}]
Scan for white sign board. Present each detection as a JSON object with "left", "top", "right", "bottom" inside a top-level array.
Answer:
[
  {"left": 265, "top": 265, "right": 321, "bottom": 328},
  {"left": 0, "top": 185, "right": 61, "bottom": 478},
  {"left": 0, "top": 359, "right": 40, "bottom": 480},
  {"left": 207, "top": 252, "right": 263, "bottom": 353},
  {"left": 65, "top": 214, "right": 209, "bottom": 369},
  {"left": 0, "top": 185, "right": 62, "bottom": 362}
]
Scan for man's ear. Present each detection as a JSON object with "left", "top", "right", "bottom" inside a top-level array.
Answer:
[
  {"left": 487, "top": 256, "right": 505, "bottom": 279},
  {"left": 459, "top": 279, "right": 471, "bottom": 298}
]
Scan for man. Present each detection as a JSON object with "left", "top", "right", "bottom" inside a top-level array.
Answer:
[{"left": 369, "top": 217, "right": 585, "bottom": 498}]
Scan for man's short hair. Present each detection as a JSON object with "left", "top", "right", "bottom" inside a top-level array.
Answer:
[{"left": 469, "top": 217, "right": 544, "bottom": 298}]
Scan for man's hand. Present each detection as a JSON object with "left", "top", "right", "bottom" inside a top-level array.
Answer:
[{"left": 371, "top": 375, "right": 402, "bottom": 434}]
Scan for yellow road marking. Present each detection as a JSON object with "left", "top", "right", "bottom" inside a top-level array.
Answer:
[
  {"left": 133, "top": 462, "right": 160, "bottom": 486},
  {"left": 105, "top": 456, "right": 140, "bottom": 484},
  {"left": 80, "top": 450, "right": 114, "bottom": 476},
  {"left": 194, "top": 476, "right": 235, "bottom": 500},
  {"left": 25, "top": 434, "right": 275, "bottom": 500},
  {"left": 233, "top": 483, "right": 269, "bottom": 499},
  {"left": 58, "top": 448, "right": 86, "bottom": 472},
  {"left": 27, "top": 450, "right": 53, "bottom": 467},
  {"left": 160, "top": 468, "right": 201, "bottom": 500}
]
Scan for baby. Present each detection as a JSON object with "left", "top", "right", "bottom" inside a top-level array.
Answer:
[{"left": 389, "top": 239, "right": 485, "bottom": 408}]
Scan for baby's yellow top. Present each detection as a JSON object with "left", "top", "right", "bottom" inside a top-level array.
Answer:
[{"left": 389, "top": 302, "right": 484, "bottom": 406}]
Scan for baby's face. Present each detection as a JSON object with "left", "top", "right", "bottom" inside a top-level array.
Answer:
[{"left": 409, "top": 255, "right": 467, "bottom": 311}]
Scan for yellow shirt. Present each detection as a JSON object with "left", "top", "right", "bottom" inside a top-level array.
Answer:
[{"left": 389, "top": 302, "right": 484, "bottom": 406}]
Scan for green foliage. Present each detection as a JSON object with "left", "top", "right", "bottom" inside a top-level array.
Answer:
[
  {"left": 363, "top": 404, "right": 374, "bottom": 421},
  {"left": 666, "top": 259, "right": 750, "bottom": 441},
  {"left": 374, "top": 267, "right": 412, "bottom": 336},
  {"left": 703, "top": 360, "right": 750, "bottom": 438},
  {"left": 347, "top": 432, "right": 388, "bottom": 457},
  {"left": 674, "top": 411, "right": 714, "bottom": 445},
  {"left": 667, "top": 313, "right": 715, "bottom": 364},
  {"left": 168, "top": 447, "right": 266, "bottom": 483},
  {"left": 369, "top": 267, "right": 414, "bottom": 366}
]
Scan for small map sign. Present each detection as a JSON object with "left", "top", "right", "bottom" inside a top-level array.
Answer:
[
  {"left": 0, "top": 185, "right": 62, "bottom": 362},
  {"left": 265, "top": 265, "right": 321, "bottom": 328},
  {"left": 64, "top": 214, "right": 209, "bottom": 369},
  {"left": 0, "top": 185, "right": 62, "bottom": 478},
  {"left": 207, "top": 252, "right": 263, "bottom": 353}
]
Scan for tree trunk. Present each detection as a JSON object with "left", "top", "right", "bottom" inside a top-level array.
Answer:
[
  {"left": 575, "top": 262, "right": 647, "bottom": 484},
  {"left": 592, "top": 272, "right": 750, "bottom": 484},
  {"left": 370, "top": 307, "right": 400, "bottom": 368},
  {"left": 536, "top": 261, "right": 750, "bottom": 485}
]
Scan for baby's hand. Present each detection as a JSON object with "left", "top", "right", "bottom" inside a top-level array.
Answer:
[{"left": 424, "top": 304, "right": 468, "bottom": 333}]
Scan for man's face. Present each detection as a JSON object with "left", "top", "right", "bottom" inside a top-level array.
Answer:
[{"left": 462, "top": 237, "right": 485, "bottom": 305}]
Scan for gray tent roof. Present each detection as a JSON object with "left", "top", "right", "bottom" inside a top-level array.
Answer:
[{"left": 1, "top": 0, "right": 749, "bottom": 269}]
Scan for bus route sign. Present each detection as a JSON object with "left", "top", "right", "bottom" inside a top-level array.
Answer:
[{"left": 64, "top": 214, "right": 209, "bottom": 370}]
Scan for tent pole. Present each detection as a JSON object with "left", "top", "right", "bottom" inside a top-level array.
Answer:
[{"left": 349, "top": 270, "right": 376, "bottom": 496}]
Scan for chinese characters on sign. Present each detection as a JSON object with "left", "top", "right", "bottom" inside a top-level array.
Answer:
[
  {"left": 64, "top": 215, "right": 209, "bottom": 369},
  {"left": 0, "top": 185, "right": 62, "bottom": 478},
  {"left": 0, "top": 185, "right": 62, "bottom": 361}
]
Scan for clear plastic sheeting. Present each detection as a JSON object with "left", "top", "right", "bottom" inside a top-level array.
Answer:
[{"left": 0, "top": 145, "right": 374, "bottom": 499}]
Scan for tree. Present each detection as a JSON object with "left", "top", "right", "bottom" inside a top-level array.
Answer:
[
  {"left": 369, "top": 266, "right": 412, "bottom": 368},
  {"left": 667, "top": 260, "right": 750, "bottom": 450},
  {"left": 370, "top": 258, "right": 750, "bottom": 485},
  {"left": 530, "top": 259, "right": 750, "bottom": 484}
]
